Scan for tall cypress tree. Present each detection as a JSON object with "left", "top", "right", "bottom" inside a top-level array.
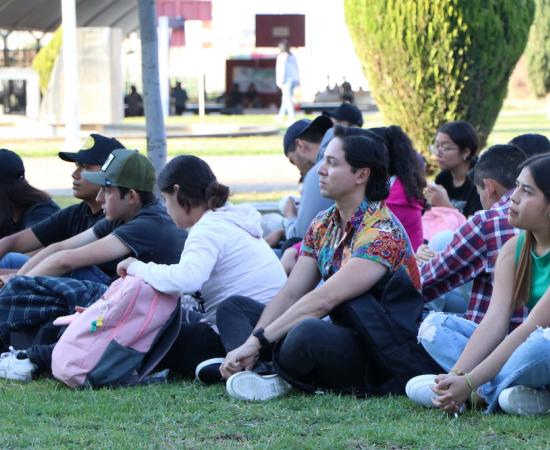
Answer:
[
  {"left": 345, "top": 1, "right": 535, "bottom": 154},
  {"left": 526, "top": 0, "right": 550, "bottom": 97}
]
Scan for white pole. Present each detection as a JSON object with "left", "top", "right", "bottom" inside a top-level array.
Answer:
[
  {"left": 158, "top": 16, "right": 170, "bottom": 117},
  {"left": 61, "top": 0, "right": 80, "bottom": 150},
  {"left": 198, "top": 73, "right": 205, "bottom": 117}
]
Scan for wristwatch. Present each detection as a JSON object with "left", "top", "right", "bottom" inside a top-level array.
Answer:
[{"left": 252, "top": 327, "right": 271, "bottom": 351}]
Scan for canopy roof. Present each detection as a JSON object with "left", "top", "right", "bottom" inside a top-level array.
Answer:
[{"left": 0, "top": 0, "right": 139, "bottom": 35}]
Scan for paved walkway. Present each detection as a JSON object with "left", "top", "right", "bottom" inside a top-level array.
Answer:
[{"left": 24, "top": 155, "right": 300, "bottom": 195}]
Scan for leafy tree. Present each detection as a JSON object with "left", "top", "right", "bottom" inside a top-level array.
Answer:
[
  {"left": 526, "top": 0, "right": 550, "bottom": 97},
  {"left": 32, "top": 27, "right": 63, "bottom": 95},
  {"left": 344, "top": 0, "right": 534, "bottom": 153}
]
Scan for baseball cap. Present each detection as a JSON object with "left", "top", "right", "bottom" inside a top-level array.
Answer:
[
  {"left": 58, "top": 134, "right": 125, "bottom": 166},
  {"left": 0, "top": 149, "right": 25, "bottom": 184},
  {"left": 323, "top": 103, "right": 364, "bottom": 127},
  {"left": 82, "top": 149, "right": 156, "bottom": 192},
  {"left": 283, "top": 115, "right": 333, "bottom": 156}
]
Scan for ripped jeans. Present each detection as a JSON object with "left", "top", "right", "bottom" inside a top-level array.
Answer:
[{"left": 418, "top": 312, "right": 550, "bottom": 412}]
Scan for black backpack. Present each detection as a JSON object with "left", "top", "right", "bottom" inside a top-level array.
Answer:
[{"left": 273, "top": 267, "right": 442, "bottom": 396}]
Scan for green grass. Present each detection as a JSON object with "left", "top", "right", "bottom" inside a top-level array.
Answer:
[
  {"left": 2, "top": 109, "right": 549, "bottom": 158},
  {"left": 52, "top": 191, "right": 298, "bottom": 209},
  {"left": 1, "top": 379, "right": 549, "bottom": 449}
]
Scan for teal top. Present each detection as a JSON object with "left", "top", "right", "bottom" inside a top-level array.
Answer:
[{"left": 515, "top": 232, "right": 550, "bottom": 311}]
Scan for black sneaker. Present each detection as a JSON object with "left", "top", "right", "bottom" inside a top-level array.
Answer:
[{"left": 195, "top": 357, "right": 225, "bottom": 384}]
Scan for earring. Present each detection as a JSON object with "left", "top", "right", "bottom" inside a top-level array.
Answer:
[{"left": 463, "top": 156, "right": 468, "bottom": 161}]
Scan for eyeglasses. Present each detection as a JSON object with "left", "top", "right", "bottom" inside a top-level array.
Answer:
[{"left": 430, "top": 143, "right": 459, "bottom": 155}]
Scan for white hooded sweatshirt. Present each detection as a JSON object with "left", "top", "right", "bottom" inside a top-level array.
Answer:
[{"left": 127, "top": 203, "right": 287, "bottom": 323}]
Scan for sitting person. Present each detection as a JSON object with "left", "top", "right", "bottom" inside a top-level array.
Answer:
[
  {"left": 0, "top": 134, "right": 123, "bottom": 274},
  {"left": 112, "top": 155, "right": 287, "bottom": 379},
  {"left": 419, "top": 144, "right": 527, "bottom": 317},
  {"left": 14, "top": 148, "right": 186, "bottom": 283},
  {"left": 508, "top": 133, "right": 550, "bottom": 158},
  {"left": 425, "top": 121, "right": 482, "bottom": 218},
  {"left": 371, "top": 126, "right": 426, "bottom": 251},
  {"left": 0, "top": 149, "right": 187, "bottom": 381},
  {"left": 0, "top": 149, "right": 59, "bottom": 268},
  {"left": 407, "top": 153, "right": 550, "bottom": 415},
  {"left": 212, "top": 126, "right": 420, "bottom": 400},
  {"left": 265, "top": 116, "right": 334, "bottom": 247}
]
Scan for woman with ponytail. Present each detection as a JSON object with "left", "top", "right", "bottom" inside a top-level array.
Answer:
[
  {"left": 116, "top": 155, "right": 286, "bottom": 378},
  {"left": 407, "top": 153, "right": 550, "bottom": 415}
]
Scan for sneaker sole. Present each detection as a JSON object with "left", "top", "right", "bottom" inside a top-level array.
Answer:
[
  {"left": 226, "top": 372, "right": 291, "bottom": 401},
  {"left": 499, "top": 386, "right": 550, "bottom": 415},
  {"left": 194, "top": 357, "right": 225, "bottom": 383}
]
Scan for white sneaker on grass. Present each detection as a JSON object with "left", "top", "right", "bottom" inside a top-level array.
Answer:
[
  {"left": 405, "top": 374, "right": 438, "bottom": 408},
  {"left": 0, "top": 346, "right": 37, "bottom": 382},
  {"left": 498, "top": 385, "right": 550, "bottom": 415},
  {"left": 226, "top": 371, "right": 292, "bottom": 401}
]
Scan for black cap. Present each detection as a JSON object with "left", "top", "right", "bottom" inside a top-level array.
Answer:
[
  {"left": 58, "top": 134, "right": 125, "bottom": 166},
  {"left": 283, "top": 115, "right": 333, "bottom": 155},
  {"left": 0, "top": 149, "right": 25, "bottom": 184},
  {"left": 323, "top": 102, "right": 363, "bottom": 127}
]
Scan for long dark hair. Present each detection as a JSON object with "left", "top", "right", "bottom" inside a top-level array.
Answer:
[
  {"left": 333, "top": 125, "right": 390, "bottom": 201},
  {"left": 370, "top": 126, "right": 426, "bottom": 202},
  {"left": 511, "top": 153, "right": 550, "bottom": 310},
  {"left": 0, "top": 179, "right": 51, "bottom": 236},
  {"left": 157, "top": 155, "right": 230, "bottom": 212}
]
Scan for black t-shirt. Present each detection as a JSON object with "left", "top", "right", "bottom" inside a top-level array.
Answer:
[
  {"left": 31, "top": 202, "right": 105, "bottom": 246},
  {"left": 1, "top": 199, "right": 61, "bottom": 239},
  {"left": 435, "top": 170, "right": 483, "bottom": 217},
  {"left": 93, "top": 200, "right": 188, "bottom": 277}
]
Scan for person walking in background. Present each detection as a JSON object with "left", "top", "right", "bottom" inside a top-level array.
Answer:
[{"left": 276, "top": 40, "right": 300, "bottom": 123}]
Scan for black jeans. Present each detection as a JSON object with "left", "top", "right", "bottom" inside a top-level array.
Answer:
[{"left": 216, "top": 295, "right": 366, "bottom": 390}]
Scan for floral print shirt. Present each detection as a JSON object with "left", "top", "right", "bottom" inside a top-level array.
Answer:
[{"left": 300, "top": 199, "right": 420, "bottom": 291}]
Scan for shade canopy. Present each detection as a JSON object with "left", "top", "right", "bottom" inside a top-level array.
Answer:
[{"left": 0, "top": 0, "right": 139, "bottom": 35}]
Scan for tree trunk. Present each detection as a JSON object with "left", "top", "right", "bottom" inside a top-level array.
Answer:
[{"left": 137, "top": 0, "right": 167, "bottom": 176}]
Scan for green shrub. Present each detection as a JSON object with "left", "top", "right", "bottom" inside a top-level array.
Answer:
[
  {"left": 344, "top": 1, "right": 535, "bottom": 154},
  {"left": 32, "top": 27, "right": 63, "bottom": 95},
  {"left": 526, "top": 0, "right": 550, "bottom": 97}
]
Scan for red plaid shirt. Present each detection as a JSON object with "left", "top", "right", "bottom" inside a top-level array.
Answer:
[{"left": 422, "top": 191, "right": 527, "bottom": 329}]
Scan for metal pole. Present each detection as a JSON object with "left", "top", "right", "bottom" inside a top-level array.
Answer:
[
  {"left": 158, "top": 16, "right": 170, "bottom": 117},
  {"left": 138, "top": 0, "right": 167, "bottom": 175},
  {"left": 61, "top": 0, "right": 80, "bottom": 150}
]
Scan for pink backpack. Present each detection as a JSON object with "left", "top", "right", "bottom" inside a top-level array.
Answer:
[{"left": 52, "top": 276, "right": 181, "bottom": 388}]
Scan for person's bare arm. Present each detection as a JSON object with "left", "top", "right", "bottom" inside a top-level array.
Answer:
[
  {"left": 444, "top": 238, "right": 517, "bottom": 374},
  {"left": 25, "top": 233, "right": 131, "bottom": 277},
  {"left": 0, "top": 228, "right": 42, "bottom": 259},
  {"left": 18, "top": 229, "right": 98, "bottom": 275}
]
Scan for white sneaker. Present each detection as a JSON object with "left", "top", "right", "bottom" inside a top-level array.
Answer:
[
  {"left": 226, "top": 371, "right": 292, "bottom": 401},
  {"left": 498, "top": 385, "right": 550, "bottom": 415},
  {"left": 0, "top": 346, "right": 37, "bottom": 382},
  {"left": 405, "top": 374, "right": 438, "bottom": 408}
]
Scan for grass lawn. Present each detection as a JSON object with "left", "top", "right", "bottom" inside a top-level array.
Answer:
[
  {"left": 4, "top": 108, "right": 548, "bottom": 159},
  {"left": 1, "top": 379, "right": 549, "bottom": 449}
]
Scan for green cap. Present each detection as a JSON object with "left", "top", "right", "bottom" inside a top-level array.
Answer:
[{"left": 82, "top": 149, "right": 156, "bottom": 192}]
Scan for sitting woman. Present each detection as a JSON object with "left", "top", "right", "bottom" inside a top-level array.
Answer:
[
  {"left": 425, "top": 121, "right": 482, "bottom": 218},
  {"left": 212, "top": 126, "right": 420, "bottom": 400},
  {"left": 0, "top": 149, "right": 60, "bottom": 268},
  {"left": 407, "top": 153, "right": 550, "bottom": 415},
  {"left": 117, "top": 155, "right": 287, "bottom": 378},
  {"left": 371, "top": 126, "right": 426, "bottom": 251}
]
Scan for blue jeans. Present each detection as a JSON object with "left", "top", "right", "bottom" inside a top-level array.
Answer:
[
  {"left": 64, "top": 266, "right": 111, "bottom": 285},
  {"left": 418, "top": 312, "right": 550, "bottom": 412},
  {"left": 424, "top": 231, "right": 469, "bottom": 315},
  {"left": 0, "top": 253, "right": 29, "bottom": 269}
]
